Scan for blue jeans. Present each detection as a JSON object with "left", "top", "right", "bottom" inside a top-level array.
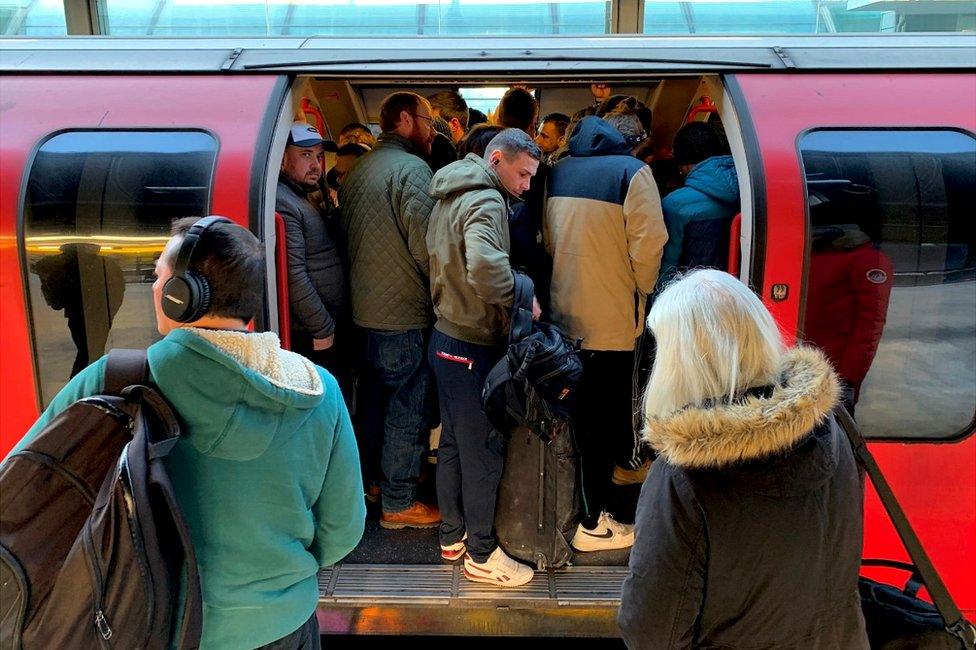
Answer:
[
  {"left": 429, "top": 329, "right": 507, "bottom": 563},
  {"left": 362, "top": 328, "right": 431, "bottom": 513}
]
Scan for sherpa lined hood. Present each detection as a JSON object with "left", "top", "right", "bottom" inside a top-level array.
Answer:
[
  {"left": 430, "top": 153, "right": 508, "bottom": 200},
  {"left": 568, "top": 116, "right": 633, "bottom": 158},
  {"left": 147, "top": 328, "right": 325, "bottom": 461},
  {"left": 644, "top": 346, "right": 841, "bottom": 480}
]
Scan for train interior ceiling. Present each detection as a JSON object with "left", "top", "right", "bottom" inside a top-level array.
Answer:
[{"left": 290, "top": 73, "right": 736, "bottom": 172}]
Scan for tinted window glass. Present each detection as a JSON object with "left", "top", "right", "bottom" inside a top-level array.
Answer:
[
  {"left": 800, "top": 129, "right": 976, "bottom": 440},
  {"left": 1, "top": 0, "right": 67, "bottom": 36},
  {"left": 644, "top": 1, "right": 974, "bottom": 34},
  {"left": 23, "top": 130, "right": 217, "bottom": 406},
  {"left": 96, "top": 0, "right": 610, "bottom": 36}
]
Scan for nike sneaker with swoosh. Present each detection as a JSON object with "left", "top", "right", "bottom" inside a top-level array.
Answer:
[{"left": 570, "top": 511, "right": 635, "bottom": 552}]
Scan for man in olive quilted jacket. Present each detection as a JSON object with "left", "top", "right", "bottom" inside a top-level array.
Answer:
[{"left": 339, "top": 92, "right": 440, "bottom": 529}]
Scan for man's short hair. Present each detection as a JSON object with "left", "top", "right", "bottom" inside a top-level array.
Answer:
[
  {"left": 467, "top": 108, "right": 489, "bottom": 128},
  {"left": 605, "top": 110, "right": 646, "bottom": 147},
  {"left": 379, "top": 92, "right": 427, "bottom": 133},
  {"left": 339, "top": 122, "right": 375, "bottom": 145},
  {"left": 427, "top": 91, "right": 469, "bottom": 129},
  {"left": 673, "top": 121, "right": 728, "bottom": 166},
  {"left": 163, "top": 217, "right": 265, "bottom": 322},
  {"left": 541, "top": 112, "right": 570, "bottom": 136},
  {"left": 340, "top": 122, "right": 371, "bottom": 136},
  {"left": 495, "top": 88, "right": 538, "bottom": 132},
  {"left": 336, "top": 142, "right": 371, "bottom": 157},
  {"left": 459, "top": 124, "right": 504, "bottom": 159},
  {"left": 596, "top": 96, "right": 652, "bottom": 132},
  {"left": 484, "top": 128, "right": 541, "bottom": 162},
  {"left": 431, "top": 116, "right": 453, "bottom": 139}
]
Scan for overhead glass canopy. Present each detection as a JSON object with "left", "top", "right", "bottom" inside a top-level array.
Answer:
[{"left": 2, "top": 0, "right": 973, "bottom": 37}]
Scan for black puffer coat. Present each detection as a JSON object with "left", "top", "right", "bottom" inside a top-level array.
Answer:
[
  {"left": 619, "top": 346, "right": 869, "bottom": 649},
  {"left": 276, "top": 174, "right": 347, "bottom": 338}
]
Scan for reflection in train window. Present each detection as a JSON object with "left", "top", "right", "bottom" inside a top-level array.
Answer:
[
  {"left": 799, "top": 129, "right": 976, "bottom": 440},
  {"left": 23, "top": 130, "right": 217, "bottom": 407}
]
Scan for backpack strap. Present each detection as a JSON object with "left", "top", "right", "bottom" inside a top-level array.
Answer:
[
  {"left": 835, "top": 407, "right": 976, "bottom": 647},
  {"left": 104, "top": 349, "right": 150, "bottom": 395},
  {"left": 509, "top": 272, "right": 536, "bottom": 344}
]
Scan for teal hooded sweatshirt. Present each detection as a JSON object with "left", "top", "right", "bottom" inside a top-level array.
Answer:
[{"left": 12, "top": 328, "right": 366, "bottom": 649}]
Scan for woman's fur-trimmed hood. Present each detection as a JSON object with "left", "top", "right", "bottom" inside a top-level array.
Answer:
[{"left": 644, "top": 346, "right": 840, "bottom": 470}]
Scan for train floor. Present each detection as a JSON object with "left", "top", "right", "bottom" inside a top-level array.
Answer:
[{"left": 344, "top": 458, "right": 640, "bottom": 567}]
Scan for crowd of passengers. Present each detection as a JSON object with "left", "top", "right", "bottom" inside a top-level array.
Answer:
[
  {"left": 277, "top": 85, "right": 745, "bottom": 563},
  {"left": 12, "top": 84, "right": 870, "bottom": 649}
]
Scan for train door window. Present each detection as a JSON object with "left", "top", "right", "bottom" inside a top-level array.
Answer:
[
  {"left": 799, "top": 129, "right": 976, "bottom": 440},
  {"left": 22, "top": 130, "right": 217, "bottom": 407}
]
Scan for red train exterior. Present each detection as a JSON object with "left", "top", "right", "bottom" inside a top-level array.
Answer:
[{"left": 1, "top": 36, "right": 973, "bottom": 631}]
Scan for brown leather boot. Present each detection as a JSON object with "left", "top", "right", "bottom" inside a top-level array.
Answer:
[
  {"left": 380, "top": 501, "right": 441, "bottom": 529},
  {"left": 611, "top": 459, "right": 651, "bottom": 486}
]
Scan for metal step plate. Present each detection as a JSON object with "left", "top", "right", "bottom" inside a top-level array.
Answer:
[{"left": 317, "top": 564, "right": 627, "bottom": 637}]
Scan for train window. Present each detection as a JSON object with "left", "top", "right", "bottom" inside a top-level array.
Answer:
[
  {"left": 799, "top": 129, "right": 976, "bottom": 440},
  {"left": 22, "top": 130, "right": 217, "bottom": 407}
]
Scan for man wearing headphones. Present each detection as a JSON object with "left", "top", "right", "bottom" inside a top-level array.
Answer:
[{"left": 16, "top": 216, "right": 366, "bottom": 649}]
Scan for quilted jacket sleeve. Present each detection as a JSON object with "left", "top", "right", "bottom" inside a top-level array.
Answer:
[
  {"left": 397, "top": 161, "right": 436, "bottom": 280},
  {"left": 619, "top": 460, "right": 706, "bottom": 649},
  {"left": 463, "top": 192, "right": 515, "bottom": 307},
  {"left": 280, "top": 204, "right": 335, "bottom": 338}
]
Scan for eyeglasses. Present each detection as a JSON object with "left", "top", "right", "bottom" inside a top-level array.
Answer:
[{"left": 410, "top": 113, "right": 434, "bottom": 124}]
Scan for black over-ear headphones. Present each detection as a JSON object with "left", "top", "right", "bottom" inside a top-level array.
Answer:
[{"left": 162, "top": 216, "right": 232, "bottom": 323}]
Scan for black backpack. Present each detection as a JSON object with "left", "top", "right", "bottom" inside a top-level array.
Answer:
[
  {"left": 482, "top": 273, "right": 583, "bottom": 441},
  {"left": 0, "top": 349, "right": 202, "bottom": 650}
]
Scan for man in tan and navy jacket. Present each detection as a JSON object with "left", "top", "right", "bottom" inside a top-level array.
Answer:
[{"left": 545, "top": 115, "right": 668, "bottom": 553}]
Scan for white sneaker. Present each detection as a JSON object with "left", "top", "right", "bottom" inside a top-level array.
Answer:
[
  {"left": 463, "top": 547, "right": 534, "bottom": 587},
  {"left": 440, "top": 533, "right": 467, "bottom": 562},
  {"left": 570, "top": 512, "right": 634, "bottom": 552}
]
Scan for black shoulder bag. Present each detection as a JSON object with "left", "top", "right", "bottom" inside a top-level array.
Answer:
[{"left": 835, "top": 407, "right": 975, "bottom": 650}]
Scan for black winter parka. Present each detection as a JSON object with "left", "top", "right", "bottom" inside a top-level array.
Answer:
[{"left": 619, "top": 346, "right": 869, "bottom": 649}]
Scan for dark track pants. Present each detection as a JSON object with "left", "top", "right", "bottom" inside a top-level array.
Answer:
[
  {"left": 429, "top": 329, "right": 506, "bottom": 563},
  {"left": 575, "top": 348, "right": 638, "bottom": 529}
]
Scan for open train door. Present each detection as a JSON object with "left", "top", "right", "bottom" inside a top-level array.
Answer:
[
  {"left": 727, "top": 73, "right": 976, "bottom": 620},
  {"left": 0, "top": 74, "right": 289, "bottom": 454}
]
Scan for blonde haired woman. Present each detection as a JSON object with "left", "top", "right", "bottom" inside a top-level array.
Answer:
[{"left": 618, "top": 269, "right": 868, "bottom": 649}]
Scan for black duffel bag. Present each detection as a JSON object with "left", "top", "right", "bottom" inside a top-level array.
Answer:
[
  {"left": 835, "top": 408, "right": 975, "bottom": 650},
  {"left": 482, "top": 272, "right": 582, "bottom": 441}
]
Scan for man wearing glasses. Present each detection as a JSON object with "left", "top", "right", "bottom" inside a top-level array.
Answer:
[{"left": 339, "top": 92, "right": 440, "bottom": 530}]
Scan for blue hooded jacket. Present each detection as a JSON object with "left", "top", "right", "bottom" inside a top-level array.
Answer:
[{"left": 658, "top": 155, "right": 740, "bottom": 287}]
